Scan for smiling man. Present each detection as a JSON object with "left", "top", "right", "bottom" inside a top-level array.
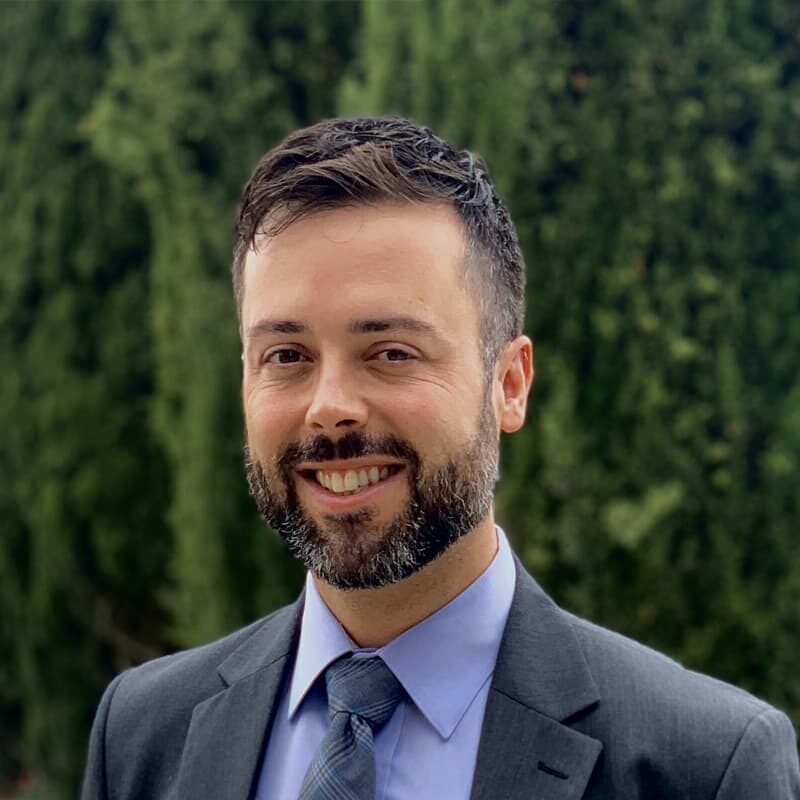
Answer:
[{"left": 83, "top": 117, "right": 799, "bottom": 800}]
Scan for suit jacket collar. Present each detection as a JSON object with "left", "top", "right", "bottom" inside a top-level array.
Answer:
[
  {"left": 470, "top": 558, "right": 603, "bottom": 799},
  {"left": 491, "top": 557, "right": 599, "bottom": 720},
  {"left": 173, "top": 596, "right": 304, "bottom": 800}
]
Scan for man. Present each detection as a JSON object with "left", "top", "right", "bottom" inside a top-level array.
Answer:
[{"left": 82, "top": 116, "right": 799, "bottom": 799}]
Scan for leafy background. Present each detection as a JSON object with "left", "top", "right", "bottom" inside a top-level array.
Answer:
[{"left": 1, "top": 1, "right": 798, "bottom": 796}]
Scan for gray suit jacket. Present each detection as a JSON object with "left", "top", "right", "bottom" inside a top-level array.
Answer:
[{"left": 82, "top": 560, "right": 800, "bottom": 799}]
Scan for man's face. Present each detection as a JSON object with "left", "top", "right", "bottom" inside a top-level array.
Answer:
[{"left": 240, "top": 202, "right": 500, "bottom": 589}]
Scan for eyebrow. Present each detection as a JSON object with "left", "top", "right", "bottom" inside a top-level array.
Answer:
[
  {"left": 246, "top": 319, "right": 308, "bottom": 338},
  {"left": 246, "top": 316, "right": 443, "bottom": 340},
  {"left": 348, "top": 317, "right": 441, "bottom": 337}
]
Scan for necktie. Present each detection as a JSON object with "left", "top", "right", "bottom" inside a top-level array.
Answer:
[{"left": 299, "top": 656, "right": 405, "bottom": 800}]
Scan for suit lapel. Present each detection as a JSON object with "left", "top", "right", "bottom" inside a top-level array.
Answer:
[
  {"left": 173, "top": 598, "right": 303, "bottom": 800},
  {"left": 471, "top": 561, "right": 603, "bottom": 800}
]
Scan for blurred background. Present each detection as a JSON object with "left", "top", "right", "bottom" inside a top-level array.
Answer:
[{"left": 1, "top": 1, "right": 799, "bottom": 797}]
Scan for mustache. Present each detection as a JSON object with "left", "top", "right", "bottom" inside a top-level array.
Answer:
[{"left": 278, "top": 431, "right": 420, "bottom": 470}]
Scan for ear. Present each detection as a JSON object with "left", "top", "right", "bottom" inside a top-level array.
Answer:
[{"left": 493, "top": 335, "right": 534, "bottom": 433}]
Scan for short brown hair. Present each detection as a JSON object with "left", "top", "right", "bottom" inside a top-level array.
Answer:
[{"left": 233, "top": 116, "right": 526, "bottom": 365}]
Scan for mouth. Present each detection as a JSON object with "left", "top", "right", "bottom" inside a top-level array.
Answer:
[{"left": 298, "top": 463, "right": 405, "bottom": 496}]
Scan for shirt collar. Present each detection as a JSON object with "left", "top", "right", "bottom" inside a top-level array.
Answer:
[{"left": 288, "top": 527, "right": 516, "bottom": 740}]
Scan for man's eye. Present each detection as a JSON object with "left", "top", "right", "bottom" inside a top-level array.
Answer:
[
  {"left": 375, "top": 349, "right": 413, "bottom": 362},
  {"left": 265, "top": 349, "right": 308, "bottom": 365}
]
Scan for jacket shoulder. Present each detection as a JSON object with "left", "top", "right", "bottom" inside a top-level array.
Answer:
[
  {"left": 83, "top": 601, "right": 299, "bottom": 800},
  {"left": 569, "top": 610, "right": 769, "bottom": 718},
  {"left": 112, "top": 613, "right": 274, "bottom": 710},
  {"left": 565, "top": 611, "right": 798, "bottom": 797}
]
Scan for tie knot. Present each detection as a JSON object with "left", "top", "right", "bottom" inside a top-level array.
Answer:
[{"left": 325, "top": 656, "right": 404, "bottom": 730}]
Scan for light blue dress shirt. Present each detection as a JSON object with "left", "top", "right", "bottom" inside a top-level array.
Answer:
[{"left": 255, "top": 527, "right": 516, "bottom": 800}]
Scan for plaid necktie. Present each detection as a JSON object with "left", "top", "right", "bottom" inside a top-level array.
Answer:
[{"left": 299, "top": 656, "right": 405, "bottom": 800}]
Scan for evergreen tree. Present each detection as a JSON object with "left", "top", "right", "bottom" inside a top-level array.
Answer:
[
  {"left": 0, "top": 3, "right": 170, "bottom": 794},
  {"left": 86, "top": 0, "right": 292, "bottom": 647},
  {"left": 84, "top": 0, "right": 359, "bottom": 649}
]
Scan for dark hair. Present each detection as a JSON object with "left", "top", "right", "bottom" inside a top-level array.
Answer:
[{"left": 233, "top": 116, "right": 526, "bottom": 366}]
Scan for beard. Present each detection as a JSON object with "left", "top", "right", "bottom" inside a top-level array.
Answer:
[{"left": 244, "top": 396, "right": 499, "bottom": 590}]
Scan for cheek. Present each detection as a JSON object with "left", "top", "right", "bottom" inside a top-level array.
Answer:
[
  {"left": 244, "top": 386, "right": 303, "bottom": 452},
  {"left": 374, "top": 388, "right": 477, "bottom": 450}
]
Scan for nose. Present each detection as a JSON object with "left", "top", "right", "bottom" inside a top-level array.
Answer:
[{"left": 304, "top": 359, "right": 368, "bottom": 431}]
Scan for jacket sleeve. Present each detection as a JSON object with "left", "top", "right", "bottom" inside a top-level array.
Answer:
[
  {"left": 81, "top": 671, "right": 128, "bottom": 800},
  {"left": 715, "top": 707, "right": 800, "bottom": 799}
]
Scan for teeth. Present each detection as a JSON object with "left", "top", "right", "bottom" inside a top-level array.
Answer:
[{"left": 313, "top": 466, "right": 396, "bottom": 494}]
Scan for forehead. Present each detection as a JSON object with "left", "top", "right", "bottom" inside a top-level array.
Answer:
[{"left": 240, "top": 202, "right": 477, "bottom": 335}]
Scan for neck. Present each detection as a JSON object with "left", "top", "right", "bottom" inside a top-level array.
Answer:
[{"left": 312, "top": 515, "right": 499, "bottom": 649}]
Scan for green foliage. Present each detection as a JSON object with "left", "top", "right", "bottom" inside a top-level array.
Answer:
[
  {"left": 85, "top": 0, "right": 289, "bottom": 645},
  {"left": 1, "top": 0, "right": 798, "bottom": 795},
  {"left": 0, "top": 4, "right": 171, "bottom": 794}
]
